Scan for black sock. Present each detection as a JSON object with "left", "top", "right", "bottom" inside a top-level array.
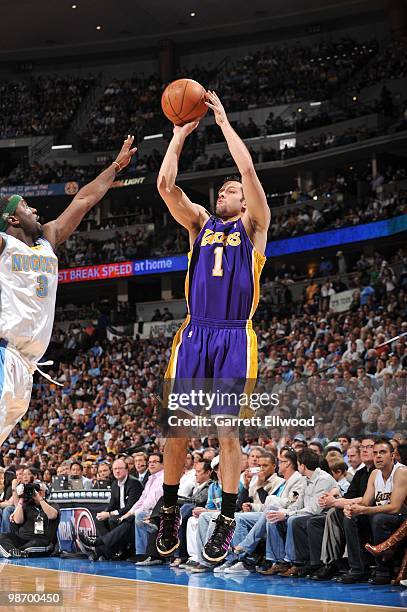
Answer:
[
  {"left": 163, "top": 483, "right": 179, "bottom": 508},
  {"left": 221, "top": 491, "right": 237, "bottom": 519}
]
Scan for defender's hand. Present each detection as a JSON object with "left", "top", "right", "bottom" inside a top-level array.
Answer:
[
  {"left": 205, "top": 91, "right": 228, "bottom": 126},
  {"left": 114, "top": 135, "right": 137, "bottom": 172}
]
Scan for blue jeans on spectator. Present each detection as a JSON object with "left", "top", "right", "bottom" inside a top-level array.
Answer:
[
  {"left": 196, "top": 511, "right": 219, "bottom": 567},
  {"left": 266, "top": 517, "right": 288, "bottom": 562},
  {"left": 231, "top": 512, "right": 266, "bottom": 558},
  {"left": 134, "top": 510, "right": 157, "bottom": 555},
  {"left": 1, "top": 506, "right": 14, "bottom": 534}
]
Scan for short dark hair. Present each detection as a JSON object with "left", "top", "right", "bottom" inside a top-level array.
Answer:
[
  {"left": 309, "top": 440, "right": 323, "bottom": 454},
  {"left": 338, "top": 434, "right": 351, "bottom": 443},
  {"left": 260, "top": 451, "right": 276, "bottom": 464},
  {"left": 280, "top": 448, "right": 298, "bottom": 471},
  {"left": 222, "top": 175, "right": 242, "bottom": 185},
  {"left": 70, "top": 461, "right": 83, "bottom": 471},
  {"left": 374, "top": 438, "right": 394, "bottom": 453},
  {"left": 197, "top": 460, "right": 212, "bottom": 473},
  {"left": 298, "top": 449, "right": 320, "bottom": 471},
  {"left": 149, "top": 452, "right": 163, "bottom": 463}
]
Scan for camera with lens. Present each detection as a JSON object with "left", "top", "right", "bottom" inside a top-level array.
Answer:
[{"left": 18, "top": 482, "right": 41, "bottom": 501}]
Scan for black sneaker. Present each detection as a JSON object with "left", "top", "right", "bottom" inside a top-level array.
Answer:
[
  {"left": 202, "top": 514, "right": 236, "bottom": 563},
  {"left": 156, "top": 505, "right": 181, "bottom": 556}
]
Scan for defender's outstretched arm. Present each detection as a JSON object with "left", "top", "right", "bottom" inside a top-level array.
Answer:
[{"left": 43, "top": 135, "right": 137, "bottom": 248}]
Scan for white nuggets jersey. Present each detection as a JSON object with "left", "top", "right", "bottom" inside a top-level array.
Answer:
[{"left": 0, "top": 232, "right": 58, "bottom": 362}]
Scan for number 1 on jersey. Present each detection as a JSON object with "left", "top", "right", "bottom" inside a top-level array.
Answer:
[{"left": 212, "top": 246, "right": 224, "bottom": 277}]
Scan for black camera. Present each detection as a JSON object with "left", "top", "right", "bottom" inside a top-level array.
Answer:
[{"left": 21, "top": 482, "right": 41, "bottom": 501}]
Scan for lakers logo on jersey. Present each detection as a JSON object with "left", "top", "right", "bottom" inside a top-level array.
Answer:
[{"left": 200, "top": 229, "right": 241, "bottom": 247}]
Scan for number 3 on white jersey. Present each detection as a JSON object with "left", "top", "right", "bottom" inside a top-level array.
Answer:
[
  {"left": 36, "top": 275, "right": 49, "bottom": 298},
  {"left": 212, "top": 246, "right": 224, "bottom": 277}
]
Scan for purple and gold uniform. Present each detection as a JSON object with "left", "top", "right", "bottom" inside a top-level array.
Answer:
[{"left": 165, "top": 215, "right": 265, "bottom": 415}]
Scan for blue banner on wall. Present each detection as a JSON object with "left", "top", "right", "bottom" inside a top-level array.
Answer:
[
  {"left": 266, "top": 215, "right": 407, "bottom": 257},
  {"left": 57, "top": 216, "right": 406, "bottom": 283}
]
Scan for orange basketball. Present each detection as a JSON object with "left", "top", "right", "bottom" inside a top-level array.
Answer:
[{"left": 161, "top": 78, "right": 208, "bottom": 126}]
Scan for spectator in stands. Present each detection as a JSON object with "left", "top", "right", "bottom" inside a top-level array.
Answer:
[
  {"left": 68, "top": 462, "right": 93, "bottom": 491},
  {"left": 133, "top": 452, "right": 149, "bottom": 486},
  {"left": 138, "top": 459, "right": 213, "bottom": 566},
  {"left": 261, "top": 449, "right": 337, "bottom": 577},
  {"left": 77, "top": 456, "right": 160, "bottom": 560},
  {"left": 346, "top": 445, "right": 364, "bottom": 476},
  {"left": 338, "top": 439, "right": 407, "bottom": 584},
  {"left": 224, "top": 448, "right": 304, "bottom": 575},
  {"left": 93, "top": 462, "right": 112, "bottom": 488}
]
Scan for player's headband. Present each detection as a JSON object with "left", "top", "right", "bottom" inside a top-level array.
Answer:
[{"left": 0, "top": 194, "right": 23, "bottom": 232}]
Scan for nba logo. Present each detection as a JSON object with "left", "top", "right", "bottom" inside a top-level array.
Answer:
[
  {"left": 75, "top": 508, "right": 96, "bottom": 539},
  {"left": 57, "top": 508, "right": 96, "bottom": 553}
]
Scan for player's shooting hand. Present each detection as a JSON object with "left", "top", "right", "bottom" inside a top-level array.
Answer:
[
  {"left": 205, "top": 91, "right": 228, "bottom": 126},
  {"left": 114, "top": 135, "right": 137, "bottom": 172},
  {"left": 173, "top": 121, "right": 199, "bottom": 137}
]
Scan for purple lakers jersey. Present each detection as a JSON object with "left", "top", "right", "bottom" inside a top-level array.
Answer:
[{"left": 186, "top": 216, "right": 265, "bottom": 321}]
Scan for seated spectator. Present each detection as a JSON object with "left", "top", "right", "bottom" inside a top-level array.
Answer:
[
  {"left": 178, "top": 453, "right": 197, "bottom": 498},
  {"left": 77, "top": 453, "right": 164, "bottom": 560},
  {"left": 260, "top": 449, "right": 337, "bottom": 577},
  {"left": 68, "top": 462, "right": 93, "bottom": 491},
  {"left": 347, "top": 445, "right": 364, "bottom": 477},
  {"left": 310, "top": 437, "right": 376, "bottom": 581},
  {"left": 339, "top": 438, "right": 407, "bottom": 584},
  {"left": 136, "top": 459, "right": 213, "bottom": 567},
  {"left": 77, "top": 459, "right": 143, "bottom": 560},
  {"left": 223, "top": 448, "right": 304, "bottom": 575},
  {"left": 330, "top": 461, "right": 351, "bottom": 495},
  {"left": 183, "top": 456, "right": 223, "bottom": 572},
  {"left": 133, "top": 452, "right": 150, "bottom": 486},
  {"left": 93, "top": 462, "right": 113, "bottom": 489}
]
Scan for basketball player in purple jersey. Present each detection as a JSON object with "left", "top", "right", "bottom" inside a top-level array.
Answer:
[{"left": 156, "top": 91, "right": 270, "bottom": 563}]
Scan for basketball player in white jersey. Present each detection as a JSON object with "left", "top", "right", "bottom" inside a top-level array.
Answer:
[
  {"left": 0, "top": 135, "right": 137, "bottom": 447},
  {"left": 344, "top": 438, "right": 406, "bottom": 583}
]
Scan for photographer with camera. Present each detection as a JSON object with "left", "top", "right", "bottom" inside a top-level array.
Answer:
[
  {"left": 1, "top": 466, "right": 34, "bottom": 534},
  {"left": 0, "top": 482, "right": 59, "bottom": 557}
]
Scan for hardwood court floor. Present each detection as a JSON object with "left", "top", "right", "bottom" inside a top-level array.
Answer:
[{"left": 1, "top": 560, "right": 405, "bottom": 612}]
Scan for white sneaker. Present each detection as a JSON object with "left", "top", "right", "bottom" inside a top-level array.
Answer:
[
  {"left": 224, "top": 561, "right": 251, "bottom": 575},
  {"left": 214, "top": 560, "right": 237, "bottom": 573},
  {"left": 135, "top": 556, "right": 163, "bottom": 566}
]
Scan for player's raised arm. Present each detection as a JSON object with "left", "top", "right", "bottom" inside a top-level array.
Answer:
[
  {"left": 43, "top": 135, "right": 137, "bottom": 249},
  {"left": 205, "top": 91, "right": 270, "bottom": 234},
  {"left": 157, "top": 122, "right": 209, "bottom": 239}
]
